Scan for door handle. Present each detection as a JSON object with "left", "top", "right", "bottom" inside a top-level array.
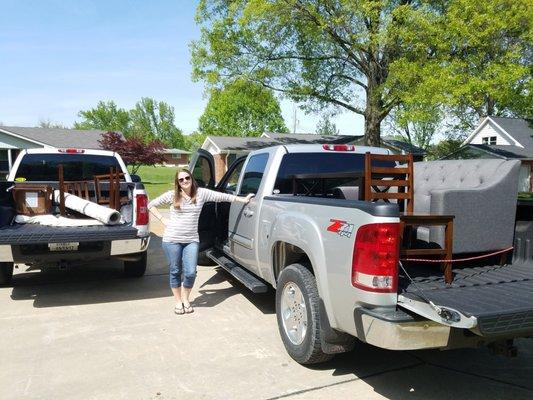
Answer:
[{"left": 243, "top": 208, "right": 254, "bottom": 218}]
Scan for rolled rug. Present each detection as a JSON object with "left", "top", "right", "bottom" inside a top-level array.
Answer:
[{"left": 53, "top": 190, "right": 123, "bottom": 225}]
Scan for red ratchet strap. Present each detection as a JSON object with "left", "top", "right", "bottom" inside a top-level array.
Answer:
[{"left": 401, "top": 246, "right": 514, "bottom": 263}]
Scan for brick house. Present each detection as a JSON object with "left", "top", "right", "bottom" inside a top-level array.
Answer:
[{"left": 161, "top": 149, "right": 190, "bottom": 166}]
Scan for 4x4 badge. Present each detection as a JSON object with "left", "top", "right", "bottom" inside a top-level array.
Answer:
[{"left": 327, "top": 219, "right": 354, "bottom": 238}]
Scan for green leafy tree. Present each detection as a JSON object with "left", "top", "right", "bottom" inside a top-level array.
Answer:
[
  {"left": 385, "top": 105, "right": 441, "bottom": 150},
  {"left": 74, "top": 101, "right": 131, "bottom": 136},
  {"left": 315, "top": 115, "right": 339, "bottom": 136},
  {"left": 391, "top": 0, "right": 532, "bottom": 133},
  {"left": 426, "top": 139, "right": 464, "bottom": 160},
  {"left": 183, "top": 132, "right": 208, "bottom": 152},
  {"left": 198, "top": 79, "right": 288, "bottom": 137},
  {"left": 192, "top": 0, "right": 531, "bottom": 145},
  {"left": 130, "top": 97, "right": 185, "bottom": 148},
  {"left": 75, "top": 99, "right": 185, "bottom": 148}
]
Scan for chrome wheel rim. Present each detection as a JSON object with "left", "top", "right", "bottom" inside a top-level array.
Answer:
[{"left": 281, "top": 282, "right": 308, "bottom": 345}]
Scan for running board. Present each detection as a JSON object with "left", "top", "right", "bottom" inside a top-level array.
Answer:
[{"left": 206, "top": 249, "right": 268, "bottom": 293}]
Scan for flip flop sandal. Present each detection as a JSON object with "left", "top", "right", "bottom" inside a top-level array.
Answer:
[
  {"left": 174, "top": 304, "right": 185, "bottom": 315},
  {"left": 184, "top": 305, "right": 194, "bottom": 314}
]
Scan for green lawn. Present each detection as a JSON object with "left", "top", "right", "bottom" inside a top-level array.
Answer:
[{"left": 129, "top": 165, "right": 176, "bottom": 201}]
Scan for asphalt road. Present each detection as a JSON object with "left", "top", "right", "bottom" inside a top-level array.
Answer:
[{"left": 0, "top": 221, "right": 532, "bottom": 400}]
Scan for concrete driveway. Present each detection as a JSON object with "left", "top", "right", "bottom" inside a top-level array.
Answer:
[{"left": 1, "top": 221, "right": 532, "bottom": 400}]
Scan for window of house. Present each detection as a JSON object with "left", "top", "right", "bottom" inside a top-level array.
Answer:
[{"left": 482, "top": 136, "right": 497, "bottom": 145}]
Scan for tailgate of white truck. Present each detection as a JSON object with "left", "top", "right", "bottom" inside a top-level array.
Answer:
[{"left": 397, "top": 261, "right": 533, "bottom": 336}]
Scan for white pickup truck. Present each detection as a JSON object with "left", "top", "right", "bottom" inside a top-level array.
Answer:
[
  {"left": 0, "top": 148, "right": 150, "bottom": 284},
  {"left": 190, "top": 144, "right": 533, "bottom": 364}
]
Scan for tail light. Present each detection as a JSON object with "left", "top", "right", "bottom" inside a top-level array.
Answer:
[
  {"left": 136, "top": 194, "right": 149, "bottom": 225},
  {"left": 58, "top": 148, "right": 85, "bottom": 154},
  {"left": 322, "top": 144, "right": 355, "bottom": 151},
  {"left": 352, "top": 223, "right": 400, "bottom": 293}
]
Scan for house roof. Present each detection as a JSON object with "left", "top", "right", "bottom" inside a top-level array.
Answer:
[
  {"left": 205, "top": 133, "right": 427, "bottom": 155},
  {"left": 0, "top": 126, "right": 114, "bottom": 149},
  {"left": 205, "top": 136, "right": 280, "bottom": 151},
  {"left": 468, "top": 144, "right": 533, "bottom": 160},
  {"left": 461, "top": 117, "right": 533, "bottom": 160},
  {"left": 164, "top": 148, "right": 190, "bottom": 154},
  {"left": 489, "top": 117, "right": 533, "bottom": 147}
]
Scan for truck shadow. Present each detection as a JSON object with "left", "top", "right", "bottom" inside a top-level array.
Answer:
[
  {"left": 193, "top": 267, "right": 275, "bottom": 315},
  {"left": 305, "top": 340, "right": 533, "bottom": 399},
  {"left": 8, "top": 233, "right": 171, "bottom": 308}
]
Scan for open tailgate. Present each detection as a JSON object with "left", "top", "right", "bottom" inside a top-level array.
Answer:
[{"left": 397, "top": 261, "right": 533, "bottom": 337}]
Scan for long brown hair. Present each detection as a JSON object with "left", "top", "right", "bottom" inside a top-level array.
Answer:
[{"left": 173, "top": 168, "right": 198, "bottom": 209}]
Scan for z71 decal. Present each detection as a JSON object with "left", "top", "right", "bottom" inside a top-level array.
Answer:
[{"left": 327, "top": 219, "right": 355, "bottom": 238}]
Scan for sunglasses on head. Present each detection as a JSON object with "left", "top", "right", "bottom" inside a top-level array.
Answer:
[{"left": 178, "top": 176, "right": 191, "bottom": 183}]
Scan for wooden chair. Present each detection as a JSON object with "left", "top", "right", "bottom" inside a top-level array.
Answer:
[
  {"left": 363, "top": 152, "right": 454, "bottom": 283},
  {"left": 94, "top": 168, "right": 127, "bottom": 210},
  {"left": 364, "top": 152, "right": 414, "bottom": 212}
]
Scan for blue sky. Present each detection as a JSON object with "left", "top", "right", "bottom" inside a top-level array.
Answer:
[{"left": 0, "top": 0, "right": 363, "bottom": 135}]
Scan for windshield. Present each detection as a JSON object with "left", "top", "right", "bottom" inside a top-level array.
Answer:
[{"left": 15, "top": 153, "right": 122, "bottom": 181}]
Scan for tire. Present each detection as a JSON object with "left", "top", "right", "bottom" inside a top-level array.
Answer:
[
  {"left": 276, "top": 263, "right": 333, "bottom": 365},
  {"left": 124, "top": 252, "right": 147, "bottom": 278},
  {"left": 197, "top": 250, "right": 216, "bottom": 266},
  {"left": 0, "top": 262, "right": 14, "bottom": 286}
]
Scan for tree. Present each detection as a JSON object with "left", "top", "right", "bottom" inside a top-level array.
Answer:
[
  {"left": 183, "top": 132, "right": 208, "bottom": 152},
  {"left": 74, "top": 101, "right": 131, "bottom": 135},
  {"left": 384, "top": 105, "right": 441, "bottom": 150},
  {"left": 38, "top": 119, "right": 68, "bottom": 129},
  {"left": 75, "top": 98, "right": 185, "bottom": 148},
  {"left": 426, "top": 139, "right": 464, "bottom": 161},
  {"left": 198, "top": 79, "right": 288, "bottom": 137},
  {"left": 391, "top": 0, "right": 532, "bottom": 133},
  {"left": 98, "top": 131, "right": 166, "bottom": 174},
  {"left": 130, "top": 97, "right": 185, "bottom": 148},
  {"left": 192, "top": 0, "right": 531, "bottom": 145},
  {"left": 315, "top": 115, "right": 339, "bottom": 136}
]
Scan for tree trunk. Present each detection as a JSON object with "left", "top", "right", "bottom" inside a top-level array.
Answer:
[{"left": 364, "top": 82, "right": 383, "bottom": 146}]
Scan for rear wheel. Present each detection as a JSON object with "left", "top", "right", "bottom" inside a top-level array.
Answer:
[
  {"left": 0, "top": 262, "right": 14, "bottom": 286},
  {"left": 124, "top": 252, "right": 147, "bottom": 277},
  {"left": 276, "top": 263, "right": 333, "bottom": 364}
]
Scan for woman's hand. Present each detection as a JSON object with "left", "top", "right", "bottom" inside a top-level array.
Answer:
[{"left": 244, "top": 193, "right": 255, "bottom": 203}]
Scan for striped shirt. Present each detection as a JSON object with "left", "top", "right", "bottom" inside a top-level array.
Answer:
[{"left": 148, "top": 188, "right": 236, "bottom": 243}]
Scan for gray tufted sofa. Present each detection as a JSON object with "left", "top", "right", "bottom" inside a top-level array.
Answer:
[{"left": 413, "top": 159, "right": 521, "bottom": 254}]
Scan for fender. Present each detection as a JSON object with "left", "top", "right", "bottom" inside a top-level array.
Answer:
[{"left": 268, "top": 210, "right": 339, "bottom": 330}]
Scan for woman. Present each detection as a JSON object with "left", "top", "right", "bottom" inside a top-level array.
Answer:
[{"left": 148, "top": 168, "right": 253, "bottom": 315}]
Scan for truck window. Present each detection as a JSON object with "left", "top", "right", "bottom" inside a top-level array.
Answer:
[
  {"left": 239, "top": 153, "right": 269, "bottom": 195},
  {"left": 14, "top": 154, "right": 122, "bottom": 181},
  {"left": 192, "top": 156, "right": 213, "bottom": 187},
  {"left": 274, "top": 152, "right": 393, "bottom": 196}
]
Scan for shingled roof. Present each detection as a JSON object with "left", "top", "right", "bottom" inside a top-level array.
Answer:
[{"left": 0, "top": 126, "right": 118, "bottom": 149}]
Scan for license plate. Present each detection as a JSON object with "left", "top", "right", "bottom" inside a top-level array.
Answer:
[{"left": 48, "top": 242, "right": 79, "bottom": 252}]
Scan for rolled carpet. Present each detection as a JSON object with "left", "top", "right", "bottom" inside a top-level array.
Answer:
[{"left": 53, "top": 191, "right": 122, "bottom": 225}]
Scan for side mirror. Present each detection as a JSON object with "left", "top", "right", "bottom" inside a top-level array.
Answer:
[{"left": 130, "top": 174, "right": 141, "bottom": 183}]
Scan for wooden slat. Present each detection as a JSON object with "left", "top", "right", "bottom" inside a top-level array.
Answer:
[
  {"left": 372, "top": 167, "right": 409, "bottom": 174},
  {"left": 367, "top": 153, "right": 412, "bottom": 162},
  {"left": 400, "top": 249, "right": 447, "bottom": 256},
  {"left": 371, "top": 192, "right": 411, "bottom": 199},
  {"left": 370, "top": 179, "right": 409, "bottom": 187}
]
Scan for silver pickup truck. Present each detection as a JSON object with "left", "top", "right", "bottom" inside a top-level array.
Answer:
[{"left": 190, "top": 144, "right": 533, "bottom": 364}]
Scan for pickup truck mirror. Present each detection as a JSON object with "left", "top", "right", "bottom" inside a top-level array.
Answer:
[{"left": 130, "top": 174, "right": 142, "bottom": 183}]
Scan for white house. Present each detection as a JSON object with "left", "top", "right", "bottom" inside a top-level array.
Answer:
[{"left": 461, "top": 117, "right": 533, "bottom": 192}]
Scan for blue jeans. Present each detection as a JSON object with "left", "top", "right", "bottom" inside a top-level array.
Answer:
[{"left": 162, "top": 241, "right": 199, "bottom": 289}]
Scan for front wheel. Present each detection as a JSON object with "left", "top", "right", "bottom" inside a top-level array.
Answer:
[
  {"left": 276, "top": 263, "right": 333, "bottom": 364},
  {"left": 124, "top": 252, "right": 147, "bottom": 277},
  {"left": 0, "top": 262, "right": 14, "bottom": 286}
]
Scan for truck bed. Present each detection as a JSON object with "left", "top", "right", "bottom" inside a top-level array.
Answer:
[
  {"left": 0, "top": 223, "right": 139, "bottom": 244},
  {"left": 399, "top": 261, "right": 533, "bottom": 336}
]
